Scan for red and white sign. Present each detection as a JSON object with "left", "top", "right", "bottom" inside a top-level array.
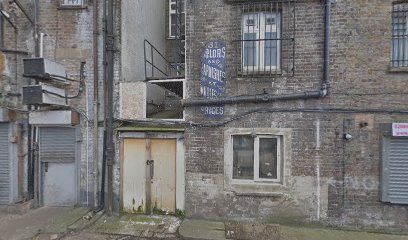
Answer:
[{"left": 392, "top": 123, "right": 408, "bottom": 137}]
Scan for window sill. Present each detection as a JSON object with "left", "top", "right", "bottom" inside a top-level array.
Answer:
[
  {"left": 237, "top": 70, "right": 283, "bottom": 77},
  {"left": 232, "top": 191, "right": 288, "bottom": 198},
  {"left": 388, "top": 66, "right": 408, "bottom": 73},
  {"left": 58, "top": 5, "right": 88, "bottom": 10},
  {"left": 226, "top": 181, "right": 290, "bottom": 197}
]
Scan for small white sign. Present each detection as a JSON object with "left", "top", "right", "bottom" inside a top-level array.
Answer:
[
  {"left": 392, "top": 123, "right": 408, "bottom": 137},
  {"left": 62, "top": 0, "right": 84, "bottom": 6}
]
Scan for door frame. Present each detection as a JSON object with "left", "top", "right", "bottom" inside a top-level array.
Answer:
[
  {"left": 119, "top": 131, "right": 185, "bottom": 214},
  {"left": 38, "top": 126, "right": 80, "bottom": 206}
]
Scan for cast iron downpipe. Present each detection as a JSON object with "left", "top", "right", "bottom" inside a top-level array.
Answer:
[
  {"left": 105, "top": 0, "right": 115, "bottom": 213},
  {"left": 94, "top": 131, "right": 106, "bottom": 213},
  {"left": 323, "top": 0, "right": 332, "bottom": 94},
  {"left": 92, "top": 0, "right": 100, "bottom": 210},
  {"left": 27, "top": 0, "right": 40, "bottom": 200},
  {"left": 182, "top": 0, "right": 332, "bottom": 107}
]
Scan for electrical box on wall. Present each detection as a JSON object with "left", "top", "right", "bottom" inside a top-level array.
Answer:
[
  {"left": 23, "top": 85, "right": 68, "bottom": 107},
  {"left": 23, "top": 58, "right": 67, "bottom": 83}
]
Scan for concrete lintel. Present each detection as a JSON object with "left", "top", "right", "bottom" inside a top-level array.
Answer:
[{"left": 29, "top": 110, "right": 80, "bottom": 126}]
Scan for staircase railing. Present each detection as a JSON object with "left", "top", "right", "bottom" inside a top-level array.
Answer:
[{"left": 144, "top": 39, "right": 185, "bottom": 80}]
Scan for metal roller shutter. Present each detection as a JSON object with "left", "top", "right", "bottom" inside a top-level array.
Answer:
[
  {"left": 39, "top": 127, "right": 76, "bottom": 163},
  {"left": 0, "top": 124, "right": 9, "bottom": 206},
  {"left": 382, "top": 138, "right": 408, "bottom": 204}
]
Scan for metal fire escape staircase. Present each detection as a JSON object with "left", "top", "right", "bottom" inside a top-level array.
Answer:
[{"left": 144, "top": 0, "right": 185, "bottom": 82}]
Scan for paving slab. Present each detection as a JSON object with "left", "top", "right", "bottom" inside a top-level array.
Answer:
[
  {"left": 179, "top": 219, "right": 226, "bottom": 240},
  {"left": 281, "top": 226, "right": 408, "bottom": 240},
  {"left": 89, "top": 214, "right": 181, "bottom": 238}
]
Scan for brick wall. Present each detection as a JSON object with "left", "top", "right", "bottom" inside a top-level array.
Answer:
[
  {"left": 36, "top": 0, "right": 97, "bottom": 206},
  {"left": 184, "top": 0, "right": 408, "bottom": 231}
]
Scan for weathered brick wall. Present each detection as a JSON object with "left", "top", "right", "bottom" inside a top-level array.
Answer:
[
  {"left": 1, "top": 0, "right": 33, "bottom": 108},
  {"left": 38, "top": 0, "right": 96, "bottom": 206},
  {"left": 185, "top": 0, "right": 408, "bottom": 231},
  {"left": 0, "top": 0, "right": 35, "bottom": 201}
]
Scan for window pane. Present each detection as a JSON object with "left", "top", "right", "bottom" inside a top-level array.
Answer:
[
  {"left": 233, "top": 136, "right": 254, "bottom": 180},
  {"left": 259, "top": 138, "right": 278, "bottom": 180},
  {"left": 265, "top": 32, "right": 277, "bottom": 67},
  {"left": 243, "top": 33, "right": 257, "bottom": 67}
]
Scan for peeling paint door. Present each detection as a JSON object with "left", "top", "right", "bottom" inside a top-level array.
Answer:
[
  {"left": 150, "top": 139, "right": 176, "bottom": 213},
  {"left": 123, "top": 139, "right": 147, "bottom": 213},
  {"left": 122, "top": 138, "right": 176, "bottom": 214}
]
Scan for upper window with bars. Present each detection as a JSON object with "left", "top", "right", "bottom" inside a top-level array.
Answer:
[
  {"left": 233, "top": 1, "right": 295, "bottom": 77},
  {"left": 169, "top": 0, "right": 185, "bottom": 39},
  {"left": 392, "top": 3, "right": 408, "bottom": 67},
  {"left": 242, "top": 12, "right": 281, "bottom": 72}
]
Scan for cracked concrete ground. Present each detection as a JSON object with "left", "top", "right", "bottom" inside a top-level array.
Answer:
[
  {"left": 86, "top": 214, "right": 181, "bottom": 239},
  {"left": 1, "top": 207, "right": 408, "bottom": 240},
  {"left": 0, "top": 207, "right": 89, "bottom": 240}
]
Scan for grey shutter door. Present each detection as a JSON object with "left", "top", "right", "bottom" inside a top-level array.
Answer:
[
  {"left": 382, "top": 138, "right": 408, "bottom": 204},
  {"left": 0, "top": 124, "right": 9, "bottom": 206},
  {"left": 40, "top": 127, "right": 76, "bottom": 163}
]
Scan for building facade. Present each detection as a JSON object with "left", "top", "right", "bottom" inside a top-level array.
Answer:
[
  {"left": 1, "top": 0, "right": 408, "bottom": 233},
  {"left": 0, "top": 0, "right": 99, "bottom": 210},
  {"left": 183, "top": 0, "right": 408, "bottom": 231}
]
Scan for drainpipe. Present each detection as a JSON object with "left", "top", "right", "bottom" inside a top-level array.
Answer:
[
  {"left": 92, "top": 0, "right": 100, "bottom": 209},
  {"left": 322, "top": 0, "right": 333, "bottom": 96},
  {"left": 105, "top": 0, "right": 115, "bottom": 214},
  {"left": 94, "top": 131, "right": 106, "bottom": 213},
  {"left": 28, "top": 0, "right": 40, "bottom": 200},
  {"left": 182, "top": 0, "right": 333, "bottom": 107},
  {"left": 0, "top": 3, "right": 3, "bottom": 48}
]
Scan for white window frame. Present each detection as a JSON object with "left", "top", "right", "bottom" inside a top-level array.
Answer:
[
  {"left": 231, "top": 134, "right": 282, "bottom": 184},
  {"left": 169, "top": 0, "right": 185, "bottom": 39},
  {"left": 61, "top": 0, "right": 84, "bottom": 7},
  {"left": 224, "top": 128, "right": 292, "bottom": 195},
  {"left": 241, "top": 12, "right": 281, "bottom": 72}
]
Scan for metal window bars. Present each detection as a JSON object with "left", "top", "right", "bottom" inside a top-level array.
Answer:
[
  {"left": 392, "top": 3, "right": 408, "bottom": 67},
  {"left": 231, "top": 0, "right": 295, "bottom": 78}
]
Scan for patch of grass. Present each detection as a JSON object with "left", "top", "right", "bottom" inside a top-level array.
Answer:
[
  {"left": 175, "top": 209, "right": 185, "bottom": 219},
  {"left": 152, "top": 207, "right": 167, "bottom": 215}
]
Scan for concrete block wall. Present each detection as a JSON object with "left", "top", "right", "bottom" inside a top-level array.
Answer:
[{"left": 184, "top": 0, "right": 408, "bottom": 231}]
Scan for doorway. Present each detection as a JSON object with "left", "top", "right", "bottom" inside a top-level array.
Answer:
[
  {"left": 121, "top": 133, "right": 184, "bottom": 214},
  {"left": 39, "top": 127, "right": 78, "bottom": 206}
]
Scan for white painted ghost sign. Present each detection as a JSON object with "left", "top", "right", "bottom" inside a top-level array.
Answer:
[{"left": 200, "top": 40, "right": 226, "bottom": 118}]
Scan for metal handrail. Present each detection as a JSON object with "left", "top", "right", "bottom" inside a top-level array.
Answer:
[{"left": 144, "top": 39, "right": 185, "bottom": 80}]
